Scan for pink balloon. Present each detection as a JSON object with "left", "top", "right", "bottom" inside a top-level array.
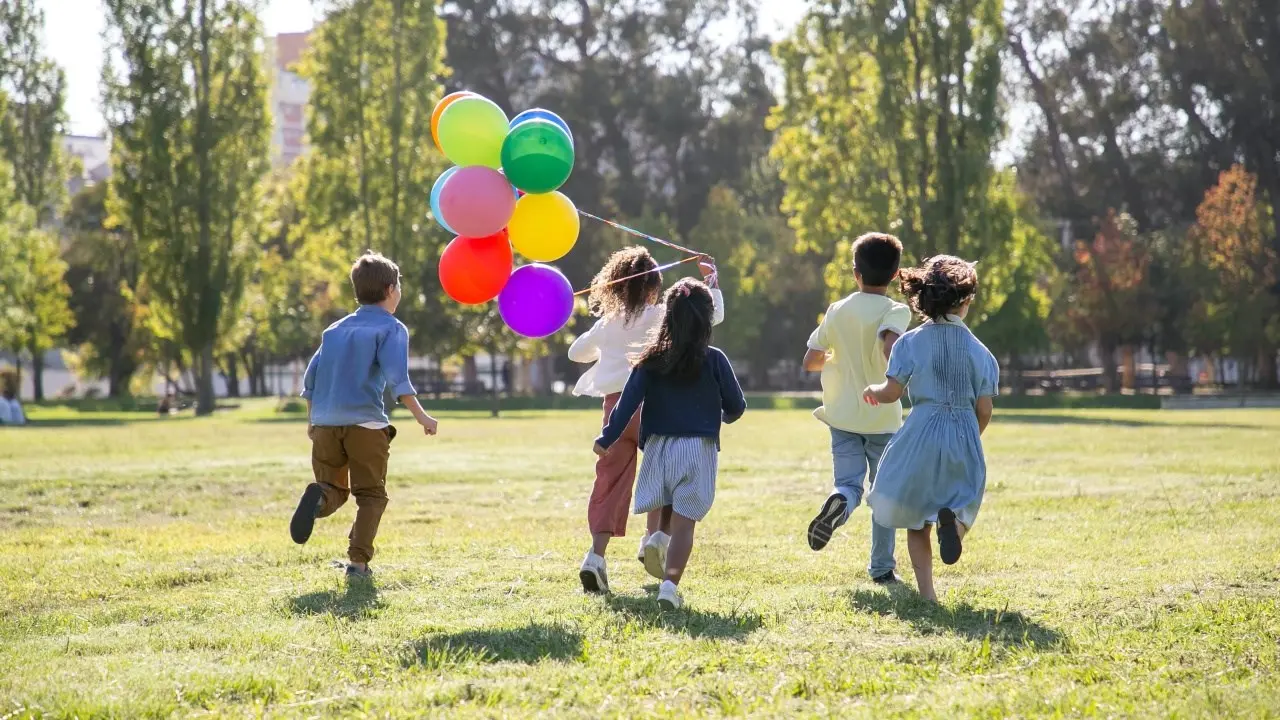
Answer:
[{"left": 438, "top": 166, "right": 516, "bottom": 238}]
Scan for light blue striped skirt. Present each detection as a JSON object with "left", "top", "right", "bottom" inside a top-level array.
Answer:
[{"left": 634, "top": 435, "right": 719, "bottom": 521}]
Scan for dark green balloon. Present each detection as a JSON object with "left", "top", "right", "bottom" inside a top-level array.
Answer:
[{"left": 500, "top": 119, "right": 575, "bottom": 194}]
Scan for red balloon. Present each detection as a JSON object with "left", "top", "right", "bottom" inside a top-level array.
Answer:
[{"left": 439, "top": 230, "right": 513, "bottom": 305}]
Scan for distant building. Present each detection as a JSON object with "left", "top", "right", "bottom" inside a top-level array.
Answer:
[
  {"left": 62, "top": 134, "right": 111, "bottom": 194},
  {"left": 265, "top": 32, "right": 311, "bottom": 167}
]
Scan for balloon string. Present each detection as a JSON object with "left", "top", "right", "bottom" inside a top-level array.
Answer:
[
  {"left": 577, "top": 210, "right": 704, "bottom": 257},
  {"left": 573, "top": 255, "right": 701, "bottom": 297}
]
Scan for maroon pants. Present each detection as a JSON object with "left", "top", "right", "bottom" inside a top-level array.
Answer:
[{"left": 587, "top": 393, "right": 642, "bottom": 536}]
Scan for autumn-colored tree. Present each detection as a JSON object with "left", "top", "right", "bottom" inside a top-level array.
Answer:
[
  {"left": 1191, "top": 165, "right": 1279, "bottom": 387},
  {"left": 1065, "top": 210, "right": 1153, "bottom": 392}
]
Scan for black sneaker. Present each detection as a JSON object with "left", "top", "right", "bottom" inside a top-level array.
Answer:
[
  {"left": 290, "top": 483, "right": 324, "bottom": 544},
  {"left": 345, "top": 563, "right": 373, "bottom": 580},
  {"left": 871, "top": 571, "right": 902, "bottom": 586},
  {"left": 807, "top": 494, "right": 849, "bottom": 551},
  {"left": 937, "top": 508, "right": 963, "bottom": 565}
]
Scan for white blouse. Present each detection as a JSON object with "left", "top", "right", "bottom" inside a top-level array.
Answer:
[{"left": 567, "top": 289, "right": 725, "bottom": 397}]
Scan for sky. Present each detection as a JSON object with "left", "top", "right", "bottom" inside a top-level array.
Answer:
[{"left": 42, "top": 0, "right": 807, "bottom": 137}]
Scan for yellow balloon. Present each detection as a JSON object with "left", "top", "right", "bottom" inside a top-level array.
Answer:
[{"left": 508, "top": 191, "right": 580, "bottom": 262}]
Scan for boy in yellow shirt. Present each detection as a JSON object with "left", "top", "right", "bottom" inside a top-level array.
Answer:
[{"left": 802, "top": 233, "right": 911, "bottom": 584}]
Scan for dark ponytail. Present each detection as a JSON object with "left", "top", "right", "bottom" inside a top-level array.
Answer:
[
  {"left": 899, "top": 255, "right": 979, "bottom": 321},
  {"left": 635, "top": 278, "right": 714, "bottom": 382}
]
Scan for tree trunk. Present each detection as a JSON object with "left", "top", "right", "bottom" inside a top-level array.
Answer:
[
  {"left": 1100, "top": 341, "right": 1120, "bottom": 393},
  {"left": 489, "top": 346, "right": 501, "bottom": 418},
  {"left": 1120, "top": 345, "right": 1137, "bottom": 392},
  {"left": 108, "top": 361, "right": 130, "bottom": 398},
  {"left": 223, "top": 353, "right": 240, "bottom": 398},
  {"left": 196, "top": 343, "right": 216, "bottom": 416},
  {"left": 1009, "top": 354, "right": 1025, "bottom": 396},
  {"left": 1258, "top": 347, "right": 1278, "bottom": 389},
  {"left": 29, "top": 342, "right": 45, "bottom": 401},
  {"left": 1166, "top": 351, "right": 1190, "bottom": 395},
  {"left": 462, "top": 355, "right": 478, "bottom": 395}
]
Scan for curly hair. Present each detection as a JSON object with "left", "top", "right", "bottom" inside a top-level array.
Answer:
[
  {"left": 587, "top": 246, "right": 662, "bottom": 324},
  {"left": 899, "top": 255, "right": 979, "bottom": 321},
  {"left": 635, "top": 278, "right": 714, "bottom": 383}
]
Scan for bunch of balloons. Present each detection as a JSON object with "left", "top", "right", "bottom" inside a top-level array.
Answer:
[{"left": 429, "top": 91, "right": 580, "bottom": 338}]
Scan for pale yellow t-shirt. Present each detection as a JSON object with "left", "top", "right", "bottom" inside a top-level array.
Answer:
[{"left": 807, "top": 292, "right": 912, "bottom": 434}]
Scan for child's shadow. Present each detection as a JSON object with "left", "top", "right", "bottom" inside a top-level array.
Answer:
[
  {"left": 288, "top": 581, "right": 383, "bottom": 620},
  {"left": 603, "top": 587, "right": 764, "bottom": 640},
  {"left": 849, "top": 588, "right": 1063, "bottom": 649},
  {"left": 403, "top": 623, "right": 584, "bottom": 667}
]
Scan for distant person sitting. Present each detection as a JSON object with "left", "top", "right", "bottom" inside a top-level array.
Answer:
[
  {"left": 0, "top": 389, "right": 25, "bottom": 426},
  {"left": 157, "top": 392, "right": 176, "bottom": 416}
]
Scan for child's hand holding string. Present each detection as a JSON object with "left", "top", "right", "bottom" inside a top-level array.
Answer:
[{"left": 697, "top": 255, "right": 718, "bottom": 288}]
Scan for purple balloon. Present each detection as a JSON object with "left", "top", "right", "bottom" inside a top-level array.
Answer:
[
  {"left": 499, "top": 264, "right": 574, "bottom": 338},
  {"left": 439, "top": 166, "right": 516, "bottom": 238}
]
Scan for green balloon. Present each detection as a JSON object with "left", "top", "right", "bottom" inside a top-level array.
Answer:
[
  {"left": 438, "top": 96, "right": 509, "bottom": 169},
  {"left": 500, "top": 119, "right": 575, "bottom": 194}
]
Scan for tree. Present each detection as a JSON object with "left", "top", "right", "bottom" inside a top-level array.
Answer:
[
  {"left": 1064, "top": 210, "right": 1154, "bottom": 392},
  {"left": 0, "top": 0, "right": 69, "bottom": 224},
  {"left": 299, "top": 0, "right": 455, "bottom": 354},
  {"left": 1191, "top": 165, "right": 1279, "bottom": 387},
  {"left": 103, "top": 0, "right": 271, "bottom": 414},
  {"left": 1006, "top": 0, "right": 1215, "bottom": 236},
  {"left": 0, "top": 206, "right": 74, "bottom": 399},
  {"left": 771, "top": 0, "right": 1042, "bottom": 330},
  {"left": 0, "top": 0, "right": 72, "bottom": 399},
  {"left": 1164, "top": 0, "right": 1280, "bottom": 259},
  {"left": 442, "top": 0, "right": 777, "bottom": 286},
  {"left": 690, "top": 181, "right": 826, "bottom": 389},
  {"left": 62, "top": 182, "right": 149, "bottom": 398},
  {"left": 245, "top": 170, "right": 346, "bottom": 396}
]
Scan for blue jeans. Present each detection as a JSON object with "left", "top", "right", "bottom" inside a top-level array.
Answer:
[{"left": 830, "top": 428, "right": 896, "bottom": 577}]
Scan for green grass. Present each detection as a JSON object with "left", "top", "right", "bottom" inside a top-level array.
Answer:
[{"left": 2, "top": 401, "right": 1278, "bottom": 718}]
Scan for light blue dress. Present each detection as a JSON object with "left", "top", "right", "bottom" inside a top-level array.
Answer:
[{"left": 866, "top": 315, "right": 999, "bottom": 531}]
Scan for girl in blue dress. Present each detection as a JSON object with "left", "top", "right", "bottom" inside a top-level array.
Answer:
[{"left": 862, "top": 256, "right": 999, "bottom": 602}]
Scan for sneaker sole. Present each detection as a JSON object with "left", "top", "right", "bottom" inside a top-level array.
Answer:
[
  {"left": 643, "top": 543, "right": 666, "bottom": 580},
  {"left": 579, "top": 569, "right": 607, "bottom": 595},
  {"left": 657, "top": 597, "right": 680, "bottom": 611},
  {"left": 937, "top": 508, "right": 962, "bottom": 565},
  {"left": 290, "top": 484, "right": 325, "bottom": 544},
  {"left": 807, "top": 494, "right": 848, "bottom": 551}
]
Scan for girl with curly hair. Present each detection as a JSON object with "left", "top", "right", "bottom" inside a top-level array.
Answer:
[
  {"left": 569, "top": 247, "right": 723, "bottom": 595},
  {"left": 593, "top": 278, "right": 745, "bottom": 608},
  {"left": 861, "top": 256, "right": 1000, "bottom": 602}
]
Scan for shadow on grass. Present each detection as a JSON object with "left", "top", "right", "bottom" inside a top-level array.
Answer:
[
  {"left": 24, "top": 418, "right": 132, "bottom": 428},
  {"left": 603, "top": 591, "right": 764, "bottom": 640},
  {"left": 288, "top": 581, "right": 383, "bottom": 620},
  {"left": 403, "top": 623, "right": 583, "bottom": 667},
  {"left": 849, "top": 588, "right": 1063, "bottom": 649},
  {"left": 996, "top": 412, "right": 1263, "bottom": 430}
]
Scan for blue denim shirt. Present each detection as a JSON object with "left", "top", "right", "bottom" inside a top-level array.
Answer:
[{"left": 301, "top": 305, "right": 417, "bottom": 427}]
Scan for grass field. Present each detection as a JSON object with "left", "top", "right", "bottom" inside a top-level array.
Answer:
[{"left": 2, "top": 402, "right": 1279, "bottom": 718}]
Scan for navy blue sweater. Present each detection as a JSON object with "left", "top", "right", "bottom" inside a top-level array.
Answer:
[{"left": 596, "top": 347, "right": 747, "bottom": 451}]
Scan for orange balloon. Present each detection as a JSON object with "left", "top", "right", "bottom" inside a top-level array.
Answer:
[{"left": 431, "top": 91, "right": 477, "bottom": 152}]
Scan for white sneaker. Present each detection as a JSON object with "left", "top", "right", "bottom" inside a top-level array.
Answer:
[
  {"left": 579, "top": 552, "right": 609, "bottom": 594},
  {"left": 636, "top": 534, "right": 649, "bottom": 564},
  {"left": 642, "top": 532, "right": 670, "bottom": 580},
  {"left": 657, "top": 580, "right": 683, "bottom": 610}
]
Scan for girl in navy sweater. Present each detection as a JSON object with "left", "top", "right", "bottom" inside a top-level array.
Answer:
[{"left": 594, "top": 278, "right": 746, "bottom": 609}]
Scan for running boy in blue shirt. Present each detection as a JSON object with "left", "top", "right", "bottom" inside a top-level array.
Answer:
[{"left": 289, "top": 252, "right": 439, "bottom": 579}]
